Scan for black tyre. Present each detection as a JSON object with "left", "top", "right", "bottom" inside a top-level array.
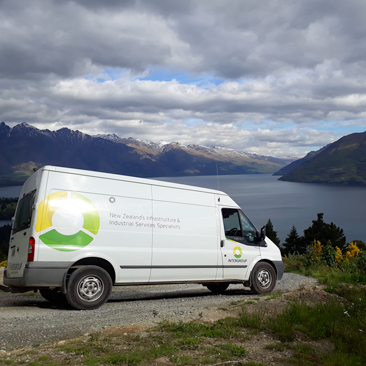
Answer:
[
  {"left": 206, "top": 283, "right": 229, "bottom": 294},
  {"left": 40, "top": 288, "right": 67, "bottom": 305},
  {"left": 65, "top": 266, "right": 112, "bottom": 310},
  {"left": 250, "top": 262, "right": 276, "bottom": 294}
]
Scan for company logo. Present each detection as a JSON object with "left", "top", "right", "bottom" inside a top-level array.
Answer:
[
  {"left": 233, "top": 246, "right": 242, "bottom": 258},
  {"left": 36, "top": 191, "right": 100, "bottom": 252}
]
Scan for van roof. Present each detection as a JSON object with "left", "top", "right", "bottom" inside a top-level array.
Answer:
[{"left": 40, "top": 165, "right": 228, "bottom": 196}]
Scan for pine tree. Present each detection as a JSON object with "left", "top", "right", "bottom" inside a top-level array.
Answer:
[
  {"left": 303, "top": 213, "right": 346, "bottom": 249},
  {"left": 282, "top": 226, "right": 307, "bottom": 255},
  {"left": 265, "top": 219, "right": 281, "bottom": 248}
]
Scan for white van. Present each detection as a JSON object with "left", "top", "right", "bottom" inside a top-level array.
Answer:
[{"left": 3, "top": 166, "right": 283, "bottom": 310}]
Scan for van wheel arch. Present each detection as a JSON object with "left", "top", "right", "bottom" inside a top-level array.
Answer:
[
  {"left": 245, "top": 260, "right": 277, "bottom": 287},
  {"left": 65, "top": 257, "right": 116, "bottom": 286},
  {"left": 259, "top": 260, "right": 277, "bottom": 276}
]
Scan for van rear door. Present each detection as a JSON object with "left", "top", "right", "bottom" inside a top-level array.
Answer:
[{"left": 6, "top": 189, "right": 37, "bottom": 278}]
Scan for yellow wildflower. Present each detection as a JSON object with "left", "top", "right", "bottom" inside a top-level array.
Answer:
[
  {"left": 345, "top": 242, "right": 360, "bottom": 261},
  {"left": 313, "top": 240, "right": 323, "bottom": 263},
  {"left": 335, "top": 247, "right": 343, "bottom": 264}
]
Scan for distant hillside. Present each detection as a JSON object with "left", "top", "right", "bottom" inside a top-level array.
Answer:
[
  {"left": 273, "top": 145, "right": 329, "bottom": 176},
  {"left": 0, "top": 122, "right": 293, "bottom": 186},
  {"left": 279, "top": 131, "right": 366, "bottom": 185}
]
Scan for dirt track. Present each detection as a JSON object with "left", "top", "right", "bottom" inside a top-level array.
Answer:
[{"left": 0, "top": 267, "right": 318, "bottom": 352}]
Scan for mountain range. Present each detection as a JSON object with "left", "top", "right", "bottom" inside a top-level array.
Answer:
[
  {"left": 0, "top": 122, "right": 293, "bottom": 186},
  {"left": 276, "top": 131, "right": 366, "bottom": 185}
]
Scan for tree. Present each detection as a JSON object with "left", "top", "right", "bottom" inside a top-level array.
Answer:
[
  {"left": 0, "top": 197, "right": 17, "bottom": 220},
  {"left": 282, "top": 225, "right": 307, "bottom": 255},
  {"left": 265, "top": 219, "right": 280, "bottom": 248},
  {"left": 303, "top": 213, "right": 346, "bottom": 249}
]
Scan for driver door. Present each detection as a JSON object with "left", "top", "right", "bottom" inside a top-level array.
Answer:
[{"left": 220, "top": 208, "right": 261, "bottom": 280}]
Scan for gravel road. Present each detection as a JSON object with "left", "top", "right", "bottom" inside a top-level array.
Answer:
[{"left": 0, "top": 268, "right": 317, "bottom": 352}]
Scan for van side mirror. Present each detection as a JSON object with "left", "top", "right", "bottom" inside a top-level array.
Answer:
[
  {"left": 256, "top": 227, "right": 266, "bottom": 243},
  {"left": 260, "top": 226, "right": 266, "bottom": 241}
]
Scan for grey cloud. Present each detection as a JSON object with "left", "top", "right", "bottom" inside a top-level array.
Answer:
[
  {"left": 74, "top": 0, "right": 136, "bottom": 10},
  {"left": 2, "top": 0, "right": 366, "bottom": 80},
  {"left": 166, "top": 0, "right": 366, "bottom": 78},
  {"left": 0, "top": 1, "right": 173, "bottom": 79},
  {"left": 1, "top": 0, "right": 366, "bottom": 157},
  {"left": 139, "top": 0, "right": 194, "bottom": 17}
]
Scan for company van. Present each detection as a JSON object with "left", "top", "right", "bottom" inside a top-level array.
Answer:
[{"left": 2, "top": 166, "right": 284, "bottom": 310}]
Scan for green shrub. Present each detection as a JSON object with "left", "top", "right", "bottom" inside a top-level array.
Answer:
[{"left": 322, "top": 244, "right": 336, "bottom": 267}]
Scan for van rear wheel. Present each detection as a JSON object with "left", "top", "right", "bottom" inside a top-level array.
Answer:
[
  {"left": 250, "top": 262, "right": 276, "bottom": 294},
  {"left": 206, "top": 283, "right": 229, "bottom": 294},
  {"left": 66, "top": 266, "right": 112, "bottom": 310}
]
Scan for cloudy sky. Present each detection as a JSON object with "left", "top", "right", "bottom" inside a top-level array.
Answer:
[{"left": 1, "top": 0, "right": 366, "bottom": 158}]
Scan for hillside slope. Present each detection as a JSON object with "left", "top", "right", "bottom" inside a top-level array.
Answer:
[
  {"left": 273, "top": 146, "right": 329, "bottom": 176},
  {"left": 279, "top": 131, "right": 366, "bottom": 185}
]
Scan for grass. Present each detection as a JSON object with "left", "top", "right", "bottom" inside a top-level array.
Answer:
[
  {"left": 264, "top": 291, "right": 282, "bottom": 300},
  {"left": 3, "top": 286, "right": 365, "bottom": 366},
  {"left": 2, "top": 284, "right": 366, "bottom": 366}
]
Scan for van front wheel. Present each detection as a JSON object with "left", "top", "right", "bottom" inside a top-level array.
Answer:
[
  {"left": 66, "top": 266, "right": 112, "bottom": 310},
  {"left": 250, "top": 262, "right": 276, "bottom": 294}
]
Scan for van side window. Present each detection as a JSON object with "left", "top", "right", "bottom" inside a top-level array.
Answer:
[
  {"left": 222, "top": 208, "right": 257, "bottom": 244},
  {"left": 222, "top": 209, "right": 242, "bottom": 237},
  {"left": 12, "top": 189, "right": 36, "bottom": 234}
]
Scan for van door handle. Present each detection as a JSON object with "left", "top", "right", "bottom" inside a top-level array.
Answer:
[{"left": 220, "top": 240, "right": 224, "bottom": 248}]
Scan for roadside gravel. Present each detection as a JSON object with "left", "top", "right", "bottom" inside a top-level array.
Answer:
[{"left": 0, "top": 268, "right": 317, "bottom": 352}]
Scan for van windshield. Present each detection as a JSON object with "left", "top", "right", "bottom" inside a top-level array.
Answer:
[{"left": 12, "top": 189, "right": 36, "bottom": 234}]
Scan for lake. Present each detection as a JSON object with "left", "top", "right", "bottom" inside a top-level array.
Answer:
[
  {"left": 1, "top": 175, "right": 365, "bottom": 243},
  {"left": 0, "top": 185, "right": 22, "bottom": 198},
  {"left": 155, "top": 174, "right": 366, "bottom": 244}
]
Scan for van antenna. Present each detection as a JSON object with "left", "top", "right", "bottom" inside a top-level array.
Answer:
[{"left": 216, "top": 163, "right": 219, "bottom": 190}]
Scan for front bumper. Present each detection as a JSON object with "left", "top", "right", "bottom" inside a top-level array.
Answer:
[{"left": 273, "top": 261, "right": 284, "bottom": 280}]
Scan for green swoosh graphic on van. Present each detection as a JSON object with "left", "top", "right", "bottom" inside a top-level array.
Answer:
[{"left": 39, "top": 230, "right": 94, "bottom": 252}]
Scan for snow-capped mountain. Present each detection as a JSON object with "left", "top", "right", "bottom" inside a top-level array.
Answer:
[{"left": 0, "top": 122, "right": 293, "bottom": 186}]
